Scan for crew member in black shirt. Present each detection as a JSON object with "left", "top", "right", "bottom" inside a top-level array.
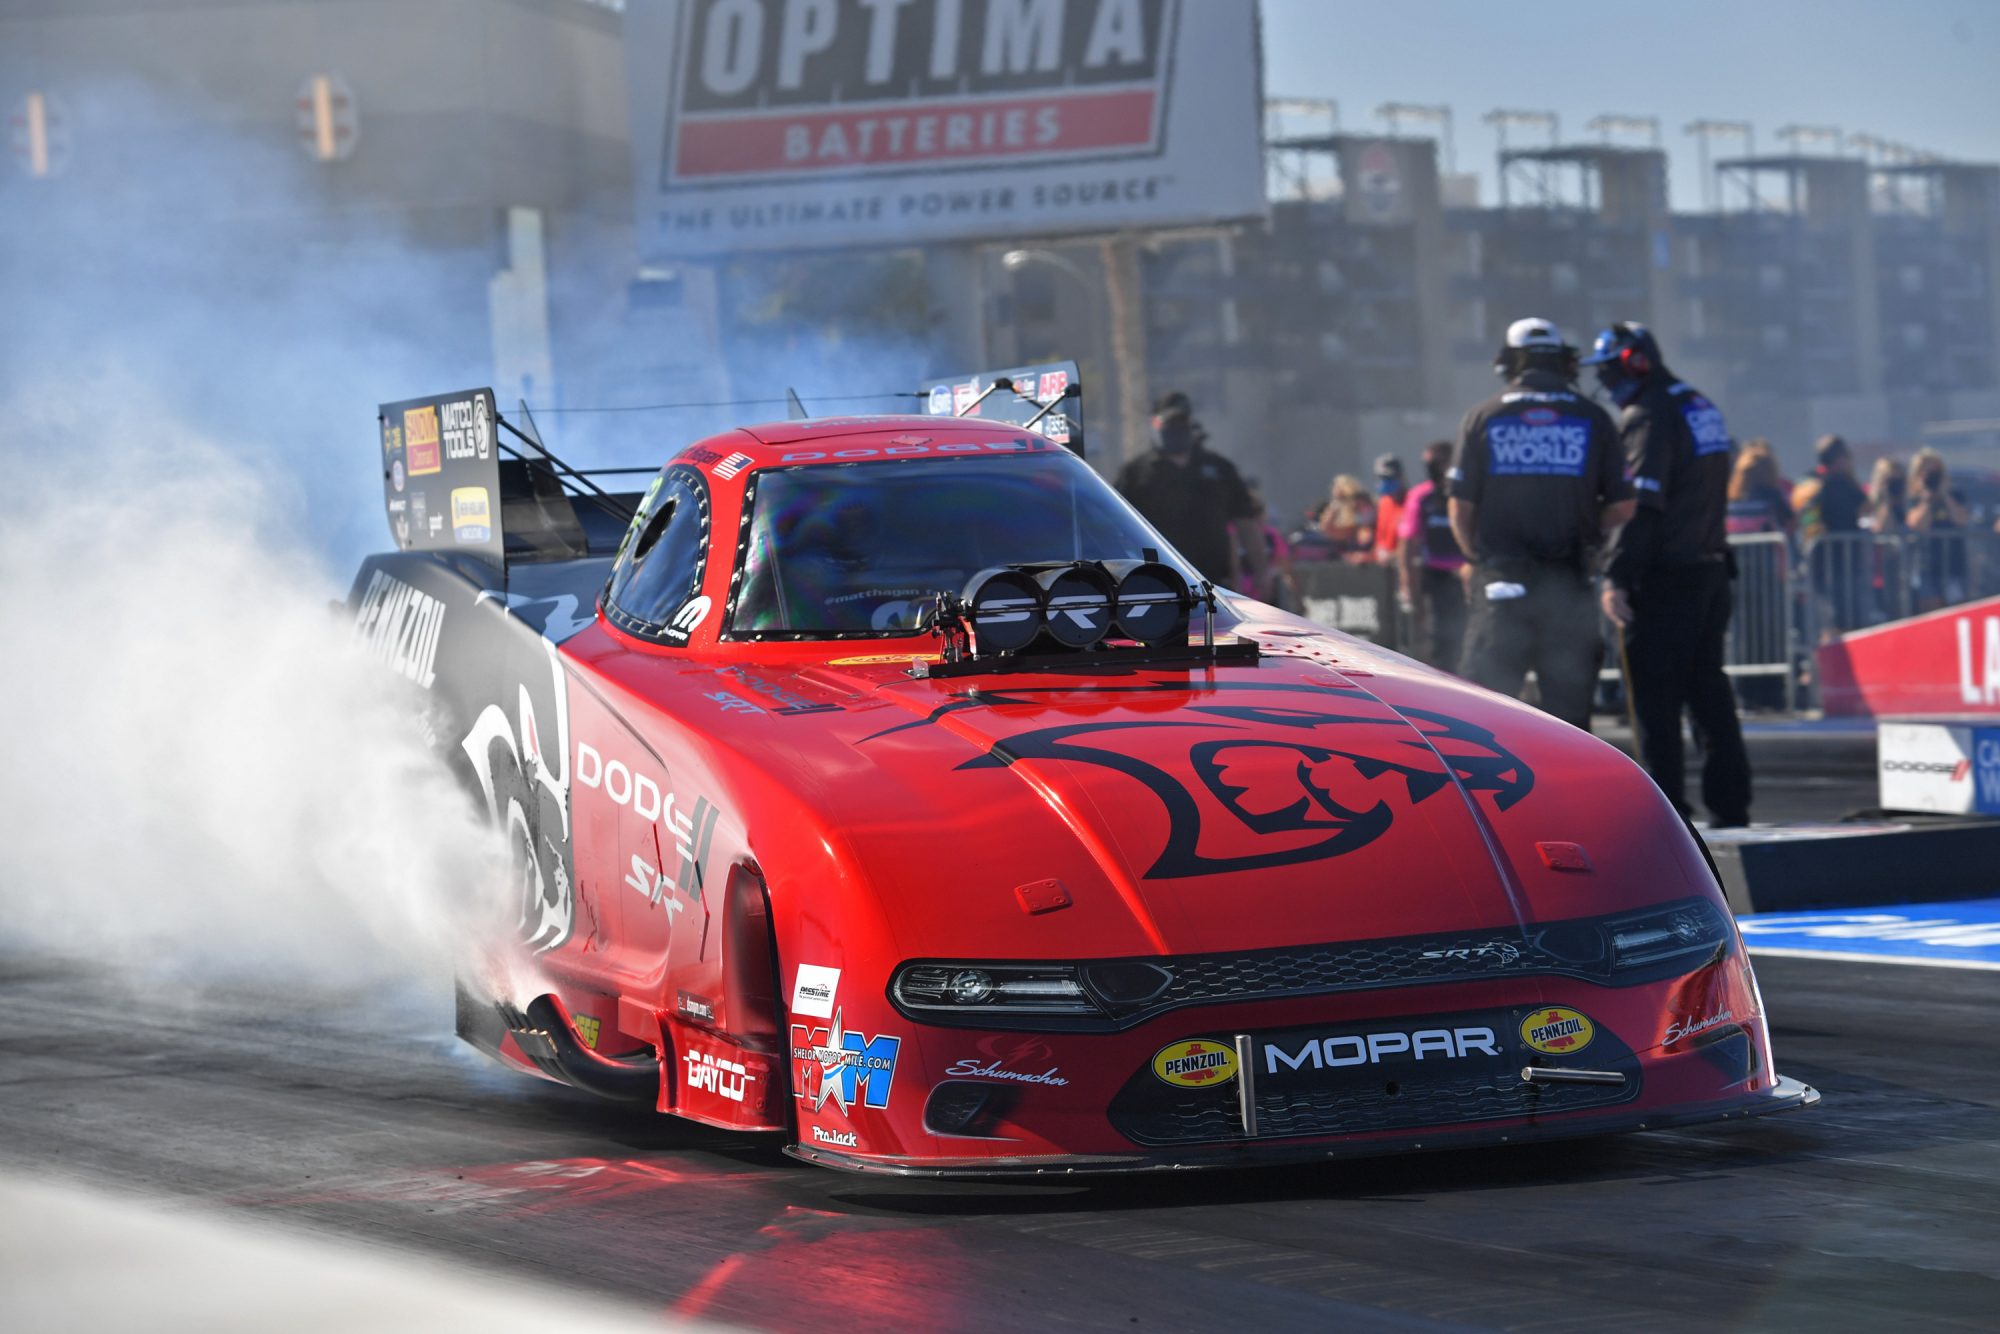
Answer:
[
  {"left": 1115, "top": 391, "right": 1265, "bottom": 591},
  {"left": 1448, "top": 318, "right": 1634, "bottom": 729},
  {"left": 1587, "top": 322, "right": 1751, "bottom": 827}
]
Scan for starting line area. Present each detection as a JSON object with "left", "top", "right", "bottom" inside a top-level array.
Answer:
[{"left": 1737, "top": 897, "right": 2000, "bottom": 971}]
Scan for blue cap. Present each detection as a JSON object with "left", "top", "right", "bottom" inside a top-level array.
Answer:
[{"left": 1580, "top": 322, "right": 1657, "bottom": 366}]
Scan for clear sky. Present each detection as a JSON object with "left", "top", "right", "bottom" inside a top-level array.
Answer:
[{"left": 1259, "top": 0, "right": 1999, "bottom": 211}]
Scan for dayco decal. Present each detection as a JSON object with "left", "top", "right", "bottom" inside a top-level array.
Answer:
[
  {"left": 1263, "top": 1027, "right": 1501, "bottom": 1074},
  {"left": 1152, "top": 1039, "right": 1236, "bottom": 1088},
  {"left": 811, "top": 1124, "right": 858, "bottom": 1148},
  {"left": 792, "top": 1010, "right": 901, "bottom": 1113},
  {"left": 685, "top": 1047, "right": 755, "bottom": 1103},
  {"left": 403, "top": 404, "right": 442, "bottom": 475},
  {"left": 1521, "top": 1007, "right": 1596, "bottom": 1055},
  {"left": 353, "top": 568, "right": 445, "bottom": 690}
]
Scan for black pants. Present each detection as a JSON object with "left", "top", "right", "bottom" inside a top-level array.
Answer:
[
  {"left": 1624, "top": 561, "right": 1752, "bottom": 825},
  {"left": 1418, "top": 565, "right": 1467, "bottom": 670},
  {"left": 1459, "top": 562, "right": 1601, "bottom": 730}
]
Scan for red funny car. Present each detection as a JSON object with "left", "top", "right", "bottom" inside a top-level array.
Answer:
[{"left": 352, "top": 369, "right": 1815, "bottom": 1176}]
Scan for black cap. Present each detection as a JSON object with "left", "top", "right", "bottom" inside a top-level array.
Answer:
[
  {"left": 1815, "top": 434, "right": 1850, "bottom": 467},
  {"left": 1373, "top": 454, "right": 1404, "bottom": 478},
  {"left": 1153, "top": 390, "right": 1192, "bottom": 418}
]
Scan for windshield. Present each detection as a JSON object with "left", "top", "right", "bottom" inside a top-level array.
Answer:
[{"left": 731, "top": 452, "right": 1197, "bottom": 636}]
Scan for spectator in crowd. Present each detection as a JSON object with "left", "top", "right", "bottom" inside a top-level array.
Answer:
[
  {"left": 1792, "top": 434, "right": 1867, "bottom": 542},
  {"left": 1315, "top": 474, "right": 1377, "bottom": 562},
  {"left": 1864, "top": 457, "right": 1907, "bottom": 532},
  {"left": 1906, "top": 447, "right": 1970, "bottom": 532},
  {"left": 1372, "top": 455, "right": 1406, "bottom": 565},
  {"left": 1288, "top": 502, "right": 1335, "bottom": 562},
  {"left": 1397, "top": 439, "right": 1468, "bottom": 670},
  {"left": 1116, "top": 390, "right": 1268, "bottom": 593},
  {"left": 1725, "top": 439, "right": 1795, "bottom": 537},
  {"left": 1239, "top": 481, "right": 1301, "bottom": 611},
  {"left": 1907, "top": 446, "right": 1971, "bottom": 610}
]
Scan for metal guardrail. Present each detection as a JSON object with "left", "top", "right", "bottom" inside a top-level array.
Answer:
[{"left": 1724, "top": 531, "right": 1797, "bottom": 712}]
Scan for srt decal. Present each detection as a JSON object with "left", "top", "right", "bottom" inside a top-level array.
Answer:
[
  {"left": 462, "top": 638, "right": 574, "bottom": 953},
  {"left": 685, "top": 1047, "right": 755, "bottom": 1103},
  {"left": 718, "top": 665, "right": 843, "bottom": 716},
  {"left": 1421, "top": 941, "right": 1521, "bottom": 965},
  {"left": 872, "top": 681, "right": 1534, "bottom": 878},
  {"left": 1264, "top": 1026, "right": 1502, "bottom": 1073},
  {"left": 354, "top": 569, "right": 445, "bottom": 689},
  {"left": 1520, "top": 1007, "right": 1595, "bottom": 1056},
  {"left": 791, "top": 964, "right": 840, "bottom": 1020},
  {"left": 1152, "top": 1039, "right": 1236, "bottom": 1088},
  {"left": 791, "top": 1010, "right": 901, "bottom": 1114},
  {"left": 706, "top": 691, "right": 765, "bottom": 715}
]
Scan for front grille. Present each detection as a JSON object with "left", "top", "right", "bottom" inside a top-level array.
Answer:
[
  {"left": 1085, "top": 897, "right": 1725, "bottom": 1025},
  {"left": 1108, "top": 1009, "right": 1641, "bottom": 1146}
]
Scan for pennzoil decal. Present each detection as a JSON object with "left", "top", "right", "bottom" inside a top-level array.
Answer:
[
  {"left": 1521, "top": 1007, "right": 1595, "bottom": 1056},
  {"left": 1152, "top": 1039, "right": 1237, "bottom": 1088}
]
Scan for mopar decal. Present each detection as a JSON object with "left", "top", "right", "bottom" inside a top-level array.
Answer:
[{"left": 1263, "top": 1027, "right": 1501, "bottom": 1073}]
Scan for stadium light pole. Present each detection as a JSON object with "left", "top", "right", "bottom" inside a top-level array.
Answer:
[{"left": 1685, "top": 119, "right": 1754, "bottom": 211}]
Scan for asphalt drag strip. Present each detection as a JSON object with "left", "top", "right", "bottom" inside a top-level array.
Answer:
[{"left": 0, "top": 949, "right": 1996, "bottom": 1331}]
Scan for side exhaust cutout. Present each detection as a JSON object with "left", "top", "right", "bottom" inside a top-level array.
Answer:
[{"left": 499, "top": 993, "right": 662, "bottom": 1105}]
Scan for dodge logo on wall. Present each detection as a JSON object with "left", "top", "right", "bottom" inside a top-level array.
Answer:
[{"left": 660, "top": 0, "right": 1178, "bottom": 184}]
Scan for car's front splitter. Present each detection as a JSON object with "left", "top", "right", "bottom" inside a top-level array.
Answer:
[{"left": 783, "top": 1074, "right": 1819, "bottom": 1179}]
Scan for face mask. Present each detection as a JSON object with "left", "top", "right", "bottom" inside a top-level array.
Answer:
[
  {"left": 1158, "top": 417, "right": 1193, "bottom": 455},
  {"left": 1426, "top": 458, "right": 1448, "bottom": 487},
  {"left": 1375, "top": 476, "right": 1401, "bottom": 497},
  {"left": 1597, "top": 365, "right": 1643, "bottom": 406}
]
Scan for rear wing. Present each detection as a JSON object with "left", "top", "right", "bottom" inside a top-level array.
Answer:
[
  {"left": 920, "top": 360, "right": 1085, "bottom": 455},
  {"left": 378, "top": 388, "right": 636, "bottom": 572}
]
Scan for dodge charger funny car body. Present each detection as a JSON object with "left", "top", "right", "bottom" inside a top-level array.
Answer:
[{"left": 352, "top": 375, "right": 1816, "bottom": 1177}]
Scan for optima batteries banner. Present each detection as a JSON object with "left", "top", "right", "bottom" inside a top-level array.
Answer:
[{"left": 625, "top": 0, "right": 1266, "bottom": 255}]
